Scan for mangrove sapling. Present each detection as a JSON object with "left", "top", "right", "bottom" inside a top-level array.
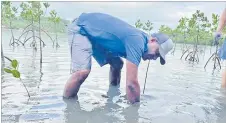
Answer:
[
  {"left": 204, "top": 37, "right": 222, "bottom": 70},
  {"left": 36, "top": 2, "right": 43, "bottom": 64},
  {"left": 180, "top": 27, "right": 194, "bottom": 60},
  {"left": 170, "top": 34, "right": 177, "bottom": 55},
  {"left": 1, "top": 2, "right": 21, "bottom": 46},
  {"left": 20, "top": 2, "right": 38, "bottom": 49},
  {"left": 183, "top": 10, "right": 210, "bottom": 63},
  {"left": 37, "top": 2, "right": 49, "bottom": 65},
  {"left": 177, "top": 17, "right": 189, "bottom": 52},
  {"left": 142, "top": 20, "right": 153, "bottom": 35},
  {"left": 171, "top": 28, "right": 182, "bottom": 55},
  {"left": 209, "top": 13, "right": 220, "bottom": 55},
  {"left": 48, "top": 10, "right": 61, "bottom": 48},
  {"left": 135, "top": 19, "right": 143, "bottom": 29},
  {"left": 19, "top": 2, "right": 50, "bottom": 49},
  {"left": 201, "top": 22, "right": 211, "bottom": 57},
  {"left": 3, "top": 58, "right": 30, "bottom": 98}
]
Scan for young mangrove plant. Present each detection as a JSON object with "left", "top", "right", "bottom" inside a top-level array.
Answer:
[
  {"left": 2, "top": 1, "right": 21, "bottom": 46},
  {"left": 209, "top": 13, "right": 220, "bottom": 54},
  {"left": 18, "top": 2, "right": 53, "bottom": 48},
  {"left": 204, "top": 13, "right": 222, "bottom": 70},
  {"left": 177, "top": 17, "right": 189, "bottom": 52},
  {"left": 142, "top": 20, "right": 153, "bottom": 35},
  {"left": 3, "top": 58, "right": 30, "bottom": 98},
  {"left": 20, "top": 2, "right": 41, "bottom": 49},
  {"left": 135, "top": 19, "right": 143, "bottom": 29},
  {"left": 48, "top": 10, "right": 61, "bottom": 48},
  {"left": 181, "top": 10, "right": 210, "bottom": 63},
  {"left": 204, "top": 38, "right": 222, "bottom": 70}
]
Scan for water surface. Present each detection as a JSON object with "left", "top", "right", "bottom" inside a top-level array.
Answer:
[{"left": 1, "top": 29, "right": 226, "bottom": 123}]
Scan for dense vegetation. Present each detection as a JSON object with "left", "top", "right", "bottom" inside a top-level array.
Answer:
[
  {"left": 2, "top": 1, "right": 69, "bottom": 33},
  {"left": 135, "top": 10, "right": 226, "bottom": 46}
]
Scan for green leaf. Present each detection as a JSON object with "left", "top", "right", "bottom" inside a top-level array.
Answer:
[
  {"left": 4, "top": 68, "right": 12, "bottom": 73},
  {"left": 11, "top": 70, "right": 20, "bottom": 78},
  {"left": 11, "top": 59, "right": 18, "bottom": 69}
]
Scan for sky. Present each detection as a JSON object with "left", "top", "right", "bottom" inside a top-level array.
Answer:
[{"left": 11, "top": 1, "right": 226, "bottom": 32}]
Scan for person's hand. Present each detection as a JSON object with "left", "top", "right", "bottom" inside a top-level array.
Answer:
[{"left": 214, "top": 32, "right": 222, "bottom": 45}]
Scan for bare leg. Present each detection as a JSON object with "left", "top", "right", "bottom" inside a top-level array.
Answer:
[
  {"left": 109, "top": 66, "right": 121, "bottom": 86},
  {"left": 65, "top": 21, "right": 92, "bottom": 98},
  {"left": 63, "top": 70, "right": 90, "bottom": 98},
  {"left": 109, "top": 57, "right": 124, "bottom": 86}
]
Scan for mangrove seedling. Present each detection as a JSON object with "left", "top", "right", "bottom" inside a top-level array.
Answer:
[
  {"left": 135, "top": 19, "right": 143, "bottom": 29},
  {"left": 3, "top": 58, "right": 30, "bottom": 97},
  {"left": 181, "top": 10, "right": 210, "bottom": 63},
  {"left": 142, "top": 20, "right": 153, "bottom": 35},
  {"left": 48, "top": 10, "right": 61, "bottom": 48},
  {"left": 1, "top": 1, "right": 21, "bottom": 46}
]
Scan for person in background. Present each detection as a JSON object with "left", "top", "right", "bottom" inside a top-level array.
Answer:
[
  {"left": 63, "top": 12, "right": 174, "bottom": 104},
  {"left": 215, "top": 6, "right": 226, "bottom": 88}
]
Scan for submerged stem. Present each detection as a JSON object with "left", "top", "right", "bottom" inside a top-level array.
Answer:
[
  {"left": 143, "top": 60, "right": 150, "bottom": 94},
  {"left": 19, "top": 78, "right": 30, "bottom": 98}
]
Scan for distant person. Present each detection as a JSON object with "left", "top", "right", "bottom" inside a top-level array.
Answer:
[
  {"left": 215, "top": 6, "right": 226, "bottom": 88},
  {"left": 63, "top": 12, "right": 174, "bottom": 104}
]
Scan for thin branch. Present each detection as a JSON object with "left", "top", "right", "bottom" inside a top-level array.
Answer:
[
  {"left": 21, "top": 23, "right": 32, "bottom": 34},
  {"left": 204, "top": 53, "right": 215, "bottom": 68},
  {"left": 24, "top": 36, "right": 34, "bottom": 44},
  {"left": 18, "top": 30, "right": 33, "bottom": 42},
  {"left": 19, "top": 78, "right": 30, "bottom": 97},
  {"left": 34, "top": 36, "right": 46, "bottom": 46},
  {"left": 14, "top": 39, "right": 24, "bottom": 45},
  {"left": 143, "top": 60, "right": 150, "bottom": 94},
  {"left": 216, "top": 57, "right": 221, "bottom": 69},
  {"left": 23, "top": 30, "right": 30, "bottom": 42},
  {"left": 39, "top": 28, "right": 54, "bottom": 42},
  {"left": 185, "top": 51, "right": 193, "bottom": 61},
  {"left": 4, "top": 56, "right": 12, "bottom": 62},
  {"left": 9, "top": 36, "right": 12, "bottom": 46},
  {"left": 11, "top": 41, "right": 19, "bottom": 46},
  {"left": 180, "top": 49, "right": 189, "bottom": 60}
]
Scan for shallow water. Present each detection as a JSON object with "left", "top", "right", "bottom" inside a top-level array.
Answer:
[{"left": 1, "top": 29, "right": 226, "bottom": 123}]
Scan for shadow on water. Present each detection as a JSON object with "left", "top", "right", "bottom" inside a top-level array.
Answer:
[{"left": 63, "top": 85, "right": 140, "bottom": 123}]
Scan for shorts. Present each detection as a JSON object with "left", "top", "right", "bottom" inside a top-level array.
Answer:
[{"left": 67, "top": 19, "right": 123, "bottom": 73}]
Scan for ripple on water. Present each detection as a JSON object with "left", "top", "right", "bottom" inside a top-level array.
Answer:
[{"left": 2, "top": 29, "right": 226, "bottom": 123}]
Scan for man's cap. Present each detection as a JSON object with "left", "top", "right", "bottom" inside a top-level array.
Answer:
[{"left": 151, "top": 33, "right": 174, "bottom": 65}]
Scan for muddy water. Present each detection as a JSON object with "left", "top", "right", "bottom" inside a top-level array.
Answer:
[{"left": 1, "top": 29, "right": 226, "bottom": 123}]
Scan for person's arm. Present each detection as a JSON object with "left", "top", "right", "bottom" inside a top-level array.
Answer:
[
  {"left": 124, "top": 35, "right": 145, "bottom": 104},
  {"left": 217, "top": 8, "right": 226, "bottom": 33},
  {"left": 126, "top": 60, "right": 140, "bottom": 104}
]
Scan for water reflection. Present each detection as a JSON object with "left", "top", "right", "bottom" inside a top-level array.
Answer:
[
  {"left": 63, "top": 85, "right": 140, "bottom": 123},
  {"left": 215, "top": 89, "right": 226, "bottom": 123}
]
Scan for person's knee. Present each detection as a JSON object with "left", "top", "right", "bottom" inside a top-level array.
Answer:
[
  {"left": 63, "top": 69, "right": 90, "bottom": 98},
  {"left": 75, "top": 70, "right": 90, "bottom": 82}
]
